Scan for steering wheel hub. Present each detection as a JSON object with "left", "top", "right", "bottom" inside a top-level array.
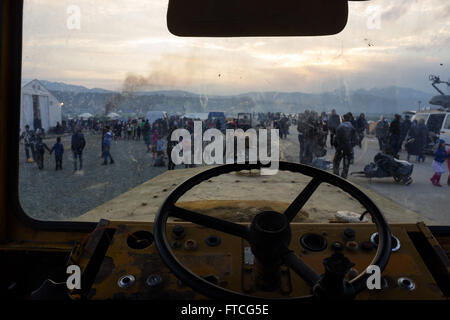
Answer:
[{"left": 250, "top": 211, "right": 291, "bottom": 263}]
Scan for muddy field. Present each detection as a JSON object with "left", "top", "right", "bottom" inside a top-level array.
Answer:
[{"left": 19, "top": 133, "right": 168, "bottom": 220}]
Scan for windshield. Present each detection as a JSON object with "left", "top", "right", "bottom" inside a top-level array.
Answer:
[{"left": 19, "top": 0, "right": 450, "bottom": 226}]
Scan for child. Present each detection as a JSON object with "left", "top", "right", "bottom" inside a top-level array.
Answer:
[
  {"left": 34, "top": 134, "right": 50, "bottom": 170},
  {"left": 430, "top": 140, "right": 448, "bottom": 187},
  {"left": 50, "top": 137, "right": 64, "bottom": 170}
]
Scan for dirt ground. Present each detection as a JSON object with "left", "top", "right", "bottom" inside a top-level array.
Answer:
[{"left": 76, "top": 165, "right": 428, "bottom": 224}]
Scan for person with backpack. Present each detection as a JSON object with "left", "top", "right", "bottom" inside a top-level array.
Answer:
[
  {"left": 333, "top": 113, "right": 358, "bottom": 179},
  {"left": 71, "top": 127, "right": 86, "bottom": 171},
  {"left": 328, "top": 109, "right": 341, "bottom": 148}
]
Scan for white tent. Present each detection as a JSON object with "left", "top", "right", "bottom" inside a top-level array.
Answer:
[
  {"left": 107, "top": 112, "right": 120, "bottom": 119},
  {"left": 79, "top": 112, "right": 94, "bottom": 119},
  {"left": 145, "top": 111, "right": 167, "bottom": 124},
  {"left": 20, "top": 79, "right": 62, "bottom": 132},
  {"left": 182, "top": 112, "right": 209, "bottom": 120}
]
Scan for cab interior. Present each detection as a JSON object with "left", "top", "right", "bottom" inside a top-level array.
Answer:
[{"left": 1, "top": 0, "right": 449, "bottom": 301}]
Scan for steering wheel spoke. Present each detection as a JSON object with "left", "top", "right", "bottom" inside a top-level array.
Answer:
[
  {"left": 170, "top": 205, "right": 251, "bottom": 240},
  {"left": 284, "top": 176, "right": 322, "bottom": 222},
  {"left": 282, "top": 250, "right": 321, "bottom": 287}
]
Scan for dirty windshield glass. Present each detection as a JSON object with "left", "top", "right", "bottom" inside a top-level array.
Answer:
[{"left": 19, "top": 1, "right": 450, "bottom": 226}]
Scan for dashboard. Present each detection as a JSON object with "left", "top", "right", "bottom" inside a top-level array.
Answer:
[{"left": 69, "top": 220, "right": 448, "bottom": 300}]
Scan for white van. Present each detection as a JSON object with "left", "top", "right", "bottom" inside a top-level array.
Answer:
[{"left": 412, "top": 110, "right": 450, "bottom": 148}]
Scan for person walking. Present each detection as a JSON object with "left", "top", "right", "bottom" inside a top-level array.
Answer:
[
  {"left": 388, "top": 114, "right": 401, "bottom": 158},
  {"left": 375, "top": 116, "right": 389, "bottom": 151},
  {"left": 333, "top": 113, "right": 357, "bottom": 179},
  {"left": 71, "top": 127, "right": 86, "bottom": 171},
  {"left": 102, "top": 126, "right": 115, "bottom": 165},
  {"left": 355, "top": 113, "right": 368, "bottom": 148},
  {"left": 416, "top": 119, "right": 428, "bottom": 163},
  {"left": 328, "top": 109, "right": 341, "bottom": 148},
  {"left": 50, "top": 136, "right": 64, "bottom": 170},
  {"left": 143, "top": 120, "right": 151, "bottom": 153},
  {"left": 400, "top": 114, "right": 412, "bottom": 151},
  {"left": 34, "top": 133, "right": 51, "bottom": 170},
  {"left": 430, "top": 140, "right": 448, "bottom": 187},
  {"left": 137, "top": 124, "right": 141, "bottom": 141},
  {"left": 167, "top": 127, "right": 177, "bottom": 170},
  {"left": 20, "top": 125, "right": 36, "bottom": 163},
  {"left": 151, "top": 130, "right": 160, "bottom": 159}
]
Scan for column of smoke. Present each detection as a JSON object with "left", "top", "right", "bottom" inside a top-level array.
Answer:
[
  {"left": 103, "top": 74, "right": 151, "bottom": 117},
  {"left": 103, "top": 53, "right": 209, "bottom": 116}
]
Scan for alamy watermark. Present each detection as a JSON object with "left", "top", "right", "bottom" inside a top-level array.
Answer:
[
  {"left": 170, "top": 121, "right": 280, "bottom": 175},
  {"left": 67, "top": 5, "right": 81, "bottom": 30}
]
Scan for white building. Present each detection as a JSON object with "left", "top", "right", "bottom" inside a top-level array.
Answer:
[{"left": 20, "top": 79, "right": 62, "bottom": 131}]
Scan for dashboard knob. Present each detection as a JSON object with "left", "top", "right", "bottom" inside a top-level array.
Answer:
[
  {"left": 361, "top": 241, "right": 374, "bottom": 251},
  {"left": 172, "top": 225, "right": 185, "bottom": 239},
  {"left": 342, "top": 228, "right": 356, "bottom": 241}
]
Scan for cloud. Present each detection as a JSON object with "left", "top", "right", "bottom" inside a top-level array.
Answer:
[{"left": 22, "top": 0, "right": 450, "bottom": 94}]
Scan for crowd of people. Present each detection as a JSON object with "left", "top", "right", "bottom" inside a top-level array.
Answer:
[
  {"left": 295, "top": 109, "right": 450, "bottom": 186},
  {"left": 20, "top": 109, "right": 450, "bottom": 186}
]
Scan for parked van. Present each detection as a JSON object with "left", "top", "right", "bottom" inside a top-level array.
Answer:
[
  {"left": 412, "top": 111, "right": 450, "bottom": 152},
  {"left": 207, "top": 112, "right": 226, "bottom": 130}
]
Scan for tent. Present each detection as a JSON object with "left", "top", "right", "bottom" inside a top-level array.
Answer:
[
  {"left": 79, "top": 112, "right": 94, "bottom": 119},
  {"left": 182, "top": 112, "right": 209, "bottom": 120},
  {"left": 145, "top": 111, "right": 167, "bottom": 124},
  {"left": 107, "top": 112, "right": 120, "bottom": 119},
  {"left": 20, "top": 79, "right": 62, "bottom": 131}
]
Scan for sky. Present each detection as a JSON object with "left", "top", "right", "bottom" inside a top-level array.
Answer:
[{"left": 22, "top": 0, "right": 450, "bottom": 95}]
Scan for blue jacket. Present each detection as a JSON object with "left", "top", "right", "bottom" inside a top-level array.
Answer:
[
  {"left": 434, "top": 147, "right": 448, "bottom": 163},
  {"left": 51, "top": 143, "right": 64, "bottom": 156},
  {"left": 103, "top": 131, "right": 112, "bottom": 147}
]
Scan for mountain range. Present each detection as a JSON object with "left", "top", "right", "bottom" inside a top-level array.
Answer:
[{"left": 22, "top": 79, "right": 434, "bottom": 117}]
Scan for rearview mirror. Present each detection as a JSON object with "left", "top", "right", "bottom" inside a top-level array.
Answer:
[{"left": 167, "top": 0, "right": 349, "bottom": 37}]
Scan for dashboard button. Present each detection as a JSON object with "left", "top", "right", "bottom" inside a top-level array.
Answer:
[
  {"left": 346, "top": 241, "right": 359, "bottom": 251},
  {"left": 343, "top": 228, "right": 356, "bottom": 241},
  {"left": 331, "top": 241, "right": 344, "bottom": 251}
]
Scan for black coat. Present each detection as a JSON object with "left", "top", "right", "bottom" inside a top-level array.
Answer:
[{"left": 406, "top": 123, "right": 428, "bottom": 155}]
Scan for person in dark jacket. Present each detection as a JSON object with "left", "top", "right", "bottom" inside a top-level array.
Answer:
[
  {"left": 328, "top": 109, "right": 341, "bottom": 148},
  {"left": 297, "top": 110, "right": 310, "bottom": 163},
  {"left": 34, "top": 133, "right": 50, "bottom": 170},
  {"left": 375, "top": 116, "right": 389, "bottom": 151},
  {"left": 50, "top": 136, "right": 64, "bottom": 170},
  {"left": 388, "top": 114, "right": 401, "bottom": 158},
  {"left": 416, "top": 119, "right": 428, "bottom": 162},
  {"left": 355, "top": 113, "right": 368, "bottom": 148},
  {"left": 71, "top": 127, "right": 86, "bottom": 171},
  {"left": 400, "top": 115, "right": 412, "bottom": 150},
  {"left": 333, "top": 113, "right": 357, "bottom": 179}
]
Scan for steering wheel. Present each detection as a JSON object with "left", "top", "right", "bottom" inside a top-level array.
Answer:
[{"left": 154, "top": 161, "right": 392, "bottom": 300}]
